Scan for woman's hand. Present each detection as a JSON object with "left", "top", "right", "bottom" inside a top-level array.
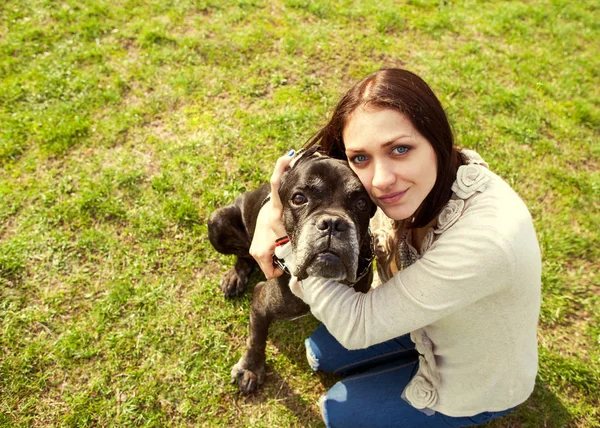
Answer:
[{"left": 249, "top": 150, "right": 295, "bottom": 279}]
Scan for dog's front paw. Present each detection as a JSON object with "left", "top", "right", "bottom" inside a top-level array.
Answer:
[
  {"left": 231, "top": 358, "right": 265, "bottom": 394},
  {"left": 220, "top": 267, "right": 248, "bottom": 298}
]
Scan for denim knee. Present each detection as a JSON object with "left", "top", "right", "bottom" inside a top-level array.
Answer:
[
  {"left": 305, "top": 338, "right": 320, "bottom": 371},
  {"left": 317, "top": 382, "right": 347, "bottom": 428},
  {"left": 305, "top": 324, "right": 418, "bottom": 375}
]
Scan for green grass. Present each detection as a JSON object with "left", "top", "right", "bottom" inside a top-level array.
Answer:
[{"left": 1, "top": 0, "right": 598, "bottom": 426}]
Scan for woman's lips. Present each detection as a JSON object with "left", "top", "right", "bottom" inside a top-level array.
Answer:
[{"left": 377, "top": 189, "right": 408, "bottom": 204}]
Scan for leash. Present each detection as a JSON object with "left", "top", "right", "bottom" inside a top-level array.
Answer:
[{"left": 272, "top": 253, "right": 291, "bottom": 275}]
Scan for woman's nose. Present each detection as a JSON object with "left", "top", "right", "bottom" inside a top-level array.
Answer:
[{"left": 371, "top": 160, "right": 396, "bottom": 190}]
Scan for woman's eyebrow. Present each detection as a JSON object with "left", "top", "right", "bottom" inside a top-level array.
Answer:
[
  {"left": 384, "top": 135, "right": 413, "bottom": 145},
  {"left": 345, "top": 147, "right": 365, "bottom": 154},
  {"left": 346, "top": 135, "right": 413, "bottom": 153}
]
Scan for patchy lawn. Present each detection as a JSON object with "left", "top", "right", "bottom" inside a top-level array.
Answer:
[{"left": 1, "top": 0, "right": 598, "bottom": 426}]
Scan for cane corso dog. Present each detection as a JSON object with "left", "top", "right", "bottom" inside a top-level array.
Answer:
[{"left": 207, "top": 147, "right": 376, "bottom": 394}]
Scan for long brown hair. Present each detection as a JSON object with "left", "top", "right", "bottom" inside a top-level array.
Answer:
[{"left": 305, "top": 68, "right": 465, "bottom": 228}]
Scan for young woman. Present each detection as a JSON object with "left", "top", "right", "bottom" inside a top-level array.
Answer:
[{"left": 250, "top": 68, "right": 541, "bottom": 427}]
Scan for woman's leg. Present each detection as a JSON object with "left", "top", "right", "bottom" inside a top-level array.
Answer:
[
  {"left": 305, "top": 324, "right": 418, "bottom": 375},
  {"left": 319, "top": 359, "right": 516, "bottom": 428}
]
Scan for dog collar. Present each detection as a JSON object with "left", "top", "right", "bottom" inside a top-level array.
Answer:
[
  {"left": 275, "top": 236, "right": 290, "bottom": 246},
  {"left": 260, "top": 194, "right": 271, "bottom": 208}
]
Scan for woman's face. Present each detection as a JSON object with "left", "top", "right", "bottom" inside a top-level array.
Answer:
[{"left": 343, "top": 107, "right": 438, "bottom": 221}]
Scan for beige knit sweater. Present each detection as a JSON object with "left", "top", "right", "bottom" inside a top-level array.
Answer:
[{"left": 279, "top": 151, "right": 541, "bottom": 417}]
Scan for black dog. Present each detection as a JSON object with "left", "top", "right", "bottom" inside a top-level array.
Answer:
[{"left": 208, "top": 148, "right": 376, "bottom": 394}]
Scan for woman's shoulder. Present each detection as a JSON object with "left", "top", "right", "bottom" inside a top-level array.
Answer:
[
  {"left": 454, "top": 151, "right": 532, "bottom": 222},
  {"left": 439, "top": 150, "right": 538, "bottom": 260},
  {"left": 436, "top": 150, "right": 542, "bottom": 290}
]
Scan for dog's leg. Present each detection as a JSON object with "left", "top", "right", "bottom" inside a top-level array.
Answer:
[
  {"left": 208, "top": 204, "right": 255, "bottom": 297},
  {"left": 220, "top": 256, "right": 254, "bottom": 297},
  {"left": 231, "top": 278, "right": 308, "bottom": 394},
  {"left": 231, "top": 281, "right": 271, "bottom": 393}
]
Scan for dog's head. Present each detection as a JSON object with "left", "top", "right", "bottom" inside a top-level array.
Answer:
[{"left": 279, "top": 147, "right": 376, "bottom": 282}]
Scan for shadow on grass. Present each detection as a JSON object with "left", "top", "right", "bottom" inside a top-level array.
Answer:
[
  {"left": 230, "top": 370, "right": 324, "bottom": 426},
  {"left": 486, "top": 380, "right": 575, "bottom": 427}
]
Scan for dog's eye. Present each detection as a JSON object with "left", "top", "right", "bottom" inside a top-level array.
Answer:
[
  {"left": 356, "top": 198, "right": 368, "bottom": 211},
  {"left": 292, "top": 193, "right": 307, "bottom": 206}
]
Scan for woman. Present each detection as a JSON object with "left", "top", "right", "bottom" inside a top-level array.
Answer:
[{"left": 250, "top": 68, "right": 541, "bottom": 427}]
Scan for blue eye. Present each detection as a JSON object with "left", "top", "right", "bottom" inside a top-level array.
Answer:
[
  {"left": 393, "top": 146, "right": 410, "bottom": 155},
  {"left": 351, "top": 154, "right": 369, "bottom": 164}
]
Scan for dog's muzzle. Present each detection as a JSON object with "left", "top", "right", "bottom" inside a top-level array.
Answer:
[{"left": 292, "top": 214, "right": 360, "bottom": 282}]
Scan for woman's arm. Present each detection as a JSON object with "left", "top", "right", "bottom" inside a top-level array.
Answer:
[
  {"left": 248, "top": 150, "right": 295, "bottom": 279},
  {"left": 285, "top": 222, "right": 516, "bottom": 349}
]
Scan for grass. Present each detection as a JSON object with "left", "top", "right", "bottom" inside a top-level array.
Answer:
[{"left": 0, "top": 0, "right": 598, "bottom": 426}]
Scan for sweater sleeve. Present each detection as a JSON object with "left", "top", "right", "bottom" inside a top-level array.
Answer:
[{"left": 286, "top": 223, "right": 517, "bottom": 350}]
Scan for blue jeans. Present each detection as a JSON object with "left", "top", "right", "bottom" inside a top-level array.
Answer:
[{"left": 306, "top": 324, "right": 515, "bottom": 427}]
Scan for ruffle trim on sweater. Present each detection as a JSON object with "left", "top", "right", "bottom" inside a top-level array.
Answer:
[
  {"left": 402, "top": 331, "right": 442, "bottom": 412},
  {"left": 398, "top": 150, "right": 490, "bottom": 413}
]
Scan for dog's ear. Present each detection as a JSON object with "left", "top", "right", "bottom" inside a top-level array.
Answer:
[
  {"left": 288, "top": 145, "right": 321, "bottom": 170},
  {"left": 280, "top": 146, "right": 323, "bottom": 193},
  {"left": 369, "top": 202, "right": 377, "bottom": 218}
]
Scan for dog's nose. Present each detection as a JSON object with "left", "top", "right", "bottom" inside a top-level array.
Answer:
[{"left": 316, "top": 216, "right": 348, "bottom": 233}]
